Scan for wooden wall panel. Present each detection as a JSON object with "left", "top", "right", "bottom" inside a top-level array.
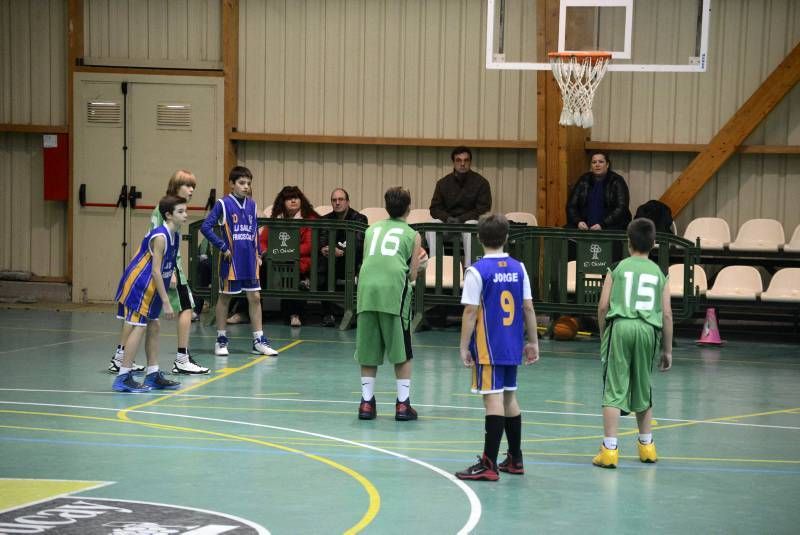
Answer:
[
  {"left": 237, "top": 142, "right": 537, "bottom": 217},
  {"left": 0, "top": 134, "right": 66, "bottom": 276},
  {"left": 83, "top": 0, "right": 221, "bottom": 68}
]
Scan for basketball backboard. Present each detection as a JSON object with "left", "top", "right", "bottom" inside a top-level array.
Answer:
[{"left": 486, "top": 0, "right": 711, "bottom": 72}]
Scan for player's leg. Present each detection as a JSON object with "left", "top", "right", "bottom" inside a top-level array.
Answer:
[
  {"left": 246, "top": 286, "right": 278, "bottom": 356},
  {"left": 214, "top": 291, "right": 233, "bottom": 355},
  {"left": 138, "top": 320, "right": 181, "bottom": 390},
  {"left": 499, "top": 385, "right": 525, "bottom": 474},
  {"left": 594, "top": 320, "right": 633, "bottom": 468},
  {"left": 384, "top": 313, "right": 417, "bottom": 421},
  {"left": 355, "top": 312, "right": 383, "bottom": 420},
  {"left": 630, "top": 323, "right": 659, "bottom": 463},
  {"left": 112, "top": 316, "right": 149, "bottom": 393},
  {"left": 456, "top": 365, "right": 506, "bottom": 481},
  {"left": 172, "top": 284, "right": 208, "bottom": 374},
  {"left": 109, "top": 308, "right": 145, "bottom": 373}
]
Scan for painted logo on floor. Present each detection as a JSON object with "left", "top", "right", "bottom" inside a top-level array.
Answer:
[{"left": 0, "top": 497, "right": 267, "bottom": 534}]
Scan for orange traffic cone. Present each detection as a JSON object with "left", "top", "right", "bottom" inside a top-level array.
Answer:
[{"left": 696, "top": 307, "right": 724, "bottom": 345}]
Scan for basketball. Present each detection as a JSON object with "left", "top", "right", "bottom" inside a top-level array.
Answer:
[{"left": 553, "top": 316, "right": 579, "bottom": 341}]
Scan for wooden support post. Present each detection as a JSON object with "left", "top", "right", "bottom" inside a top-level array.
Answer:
[
  {"left": 537, "top": 0, "right": 592, "bottom": 227},
  {"left": 222, "top": 0, "right": 239, "bottom": 195},
  {"left": 660, "top": 41, "right": 800, "bottom": 217},
  {"left": 66, "top": 0, "right": 83, "bottom": 282}
]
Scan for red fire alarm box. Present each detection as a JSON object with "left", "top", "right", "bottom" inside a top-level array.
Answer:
[{"left": 43, "top": 133, "right": 69, "bottom": 201}]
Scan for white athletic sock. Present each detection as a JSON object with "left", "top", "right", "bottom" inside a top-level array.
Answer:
[
  {"left": 603, "top": 437, "right": 618, "bottom": 450},
  {"left": 145, "top": 365, "right": 159, "bottom": 375},
  {"left": 114, "top": 346, "right": 124, "bottom": 361},
  {"left": 253, "top": 330, "right": 263, "bottom": 341},
  {"left": 117, "top": 367, "right": 131, "bottom": 376},
  {"left": 175, "top": 352, "right": 189, "bottom": 364},
  {"left": 396, "top": 379, "right": 411, "bottom": 402},
  {"left": 217, "top": 330, "right": 227, "bottom": 338},
  {"left": 638, "top": 433, "right": 653, "bottom": 445},
  {"left": 361, "top": 377, "right": 375, "bottom": 401}
]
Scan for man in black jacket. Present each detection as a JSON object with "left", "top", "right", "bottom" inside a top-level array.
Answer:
[
  {"left": 430, "top": 147, "right": 492, "bottom": 223},
  {"left": 319, "top": 188, "right": 368, "bottom": 326},
  {"left": 566, "top": 152, "right": 631, "bottom": 231}
]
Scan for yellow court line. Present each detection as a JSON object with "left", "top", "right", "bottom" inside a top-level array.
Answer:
[
  {"left": 113, "top": 339, "right": 379, "bottom": 535},
  {"left": 646, "top": 406, "right": 800, "bottom": 434},
  {"left": 0, "top": 423, "right": 232, "bottom": 442},
  {"left": 546, "top": 400, "right": 585, "bottom": 406}
]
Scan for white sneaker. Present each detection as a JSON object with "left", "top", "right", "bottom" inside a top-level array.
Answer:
[
  {"left": 252, "top": 336, "right": 278, "bottom": 356},
  {"left": 108, "top": 349, "right": 145, "bottom": 374},
  {"left": 214, "top": 335, "right": 229, "bottom": 356},
  {"left": 172, "top": 354, "right": 210, "bottom": 375}
]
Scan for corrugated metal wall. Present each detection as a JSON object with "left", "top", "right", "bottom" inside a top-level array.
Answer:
[
  {"left": 0, "top": 0, "right": 67, "bottom": 124},
  {"left": 0, "top": 134, "right": 67, "bottom": 276},
  {"left": 83, "top": 0, "right": 222, "bottom": 68},
  {"left": 239, "top": 143, "right": 537, "bottom": 215}
]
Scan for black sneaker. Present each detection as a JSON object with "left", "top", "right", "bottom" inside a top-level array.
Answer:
[
  {"left": 321, "top": 314, "right": 336, "bottom": 327},
  {"left": 143, "top": 371, "right": 181, "bottom": 390},
  {"left": 358, "top": 396, "right": 376, "bottom": 420},
  {"left": 455, "top": 455, "right": 500, "bottom": 481},
  {"left": 394, "top": 398, "right": 418, "bottom": 421},
  {"left": 498, "top": 451, "right": 525, "bottom": 474}
]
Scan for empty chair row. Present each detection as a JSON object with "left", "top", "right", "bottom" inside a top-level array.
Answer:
[
  {"left": 684, "top": 217, "right": 800, "bottom": 252},
  {"left": 706, "top": 266, "right": 800, "bottom": 302}
]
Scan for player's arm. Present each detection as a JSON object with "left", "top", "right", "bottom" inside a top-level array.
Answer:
[
  {"left": 150, "top": 235, "right": 174, "bottom": 319},
  {"left": 459, "top": 304, "right": 478, "bottom": 367},
  {"left": 200, "top": 201, "right": 230, "bottom": 258},
  {"left": 660, "top": 282, "right": 673, "bottom": 371},
  {"left": 408, "top": 233, "right": 424, "bottom": 282},
  {"left": 597, "top": 271, "right": 613, "bottom": 337},
  {"left": 522, "top": 299, "right": 540, "bottom": 364}
]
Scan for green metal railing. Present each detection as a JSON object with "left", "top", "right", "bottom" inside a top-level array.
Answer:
[{"left": 187, "top": 219, "right": 701, "bottom": 331}]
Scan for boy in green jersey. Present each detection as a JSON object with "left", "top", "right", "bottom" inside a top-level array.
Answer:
[
  {"left": 355, "top": 187, "right": 428, "bottom": 421},
  {"left": 593, "top": 218, "right": 673, "bottom": 468}
]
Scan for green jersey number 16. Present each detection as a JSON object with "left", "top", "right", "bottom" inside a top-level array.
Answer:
[{"left": 367, "top": 227, "right": 404, "bottom": 257}]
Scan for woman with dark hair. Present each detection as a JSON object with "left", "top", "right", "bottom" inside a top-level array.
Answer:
[
  {"left": 259, "top": 185, "right": 318, "bottom": 327},
  {"left": 566, "top": 152, "right": 631, "bottom": 231}
]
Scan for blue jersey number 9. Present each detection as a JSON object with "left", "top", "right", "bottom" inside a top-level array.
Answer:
[{"left": 501, "top": 290, "right": 515, "bottom": 326}]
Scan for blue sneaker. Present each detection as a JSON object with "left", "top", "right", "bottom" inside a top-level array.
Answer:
[
  {"left": 143, "top": 371, "right": 181, "bottom": 390},
  {"left": 112, "top": 372, "right": 151, "bottom": 393},
  {"left": 215, "top": 335, "right": 229, "bottom": 356},
  {"left": 252, "top": 335, "right": 278, "bottom": 356}
]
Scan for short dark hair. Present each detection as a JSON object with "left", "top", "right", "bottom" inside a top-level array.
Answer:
[
  {"left": 228, "top": 165, "right": 253, "bottom": 183},
  {"left": 477, "top": 213, "right": 509, "bottom": 249},
  {"left": 627, "top": 217, "right": 656, "bottom": 253},
  {"left": 589, "top": 151, "right": 611, "bottom": 167},
  {"left": 450, "top": 146, "right": 472, "bottom": 162},
  {"left": 384, "top": 187, "right": 411, "bottom": 218},
  {"left": 158, "top": 195, "right": 187, "bottom": 220},
  {"left": 331, "top": 187, "right": 349, "bottom": 201}
]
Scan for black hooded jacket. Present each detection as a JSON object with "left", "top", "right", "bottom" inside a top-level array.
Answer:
[{"left": 566, "top": 170, "right": 632, "bottom": 230}]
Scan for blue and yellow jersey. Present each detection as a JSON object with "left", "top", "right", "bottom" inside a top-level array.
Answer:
[
  {"left": 114, "top": 225, "right": 179, "bottom": 319},
  {"left": 201, "top": 194, "right": 260, "bottom": 281},
  {"left": 467, "top": 256, "right": 526, "bottom": 366}
]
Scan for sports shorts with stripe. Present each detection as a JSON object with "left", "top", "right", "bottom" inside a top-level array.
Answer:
[
  {"left": 354, "top": 311, "right": 413, "bottom": 366},
  {"left": 601, "top": 317, "right": 661, "bottom": 414},
  {"left": 168, "top": 282, "right": 195, "bottom": 312},
  {"left": 471, "top": 363, "right": 518, "bottom": 395},
  {"left": 219, "top": 279, "right": 261, "bottom": 294}
]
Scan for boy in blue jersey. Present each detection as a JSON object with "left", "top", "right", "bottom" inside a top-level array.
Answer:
[
  {"left": 201, "top": 166, "right": 278, "bottom": 357},
  {"left": 455, "top": 214, "right": 540, "bottom": 481},
  {"left": 112, "top": 196, "right": 186, "bottom": 393}
]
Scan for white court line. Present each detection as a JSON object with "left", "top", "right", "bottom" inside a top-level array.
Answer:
[
  {"left": 0, "top": 334, "right": 116, "bottom": 355},
  {"left": 0, "top": 401, "right": 482, "bottom": 535},
  {"left": 1, "top": 389, "right": 799, "bottom": 431}
]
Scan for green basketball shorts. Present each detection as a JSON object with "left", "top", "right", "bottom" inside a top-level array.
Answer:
[
  {"left": 354, "top": 311, "right": 413, "bottom": 366},
  {"left": 601, "top": 318, "right": 661, "bottom": 414}
]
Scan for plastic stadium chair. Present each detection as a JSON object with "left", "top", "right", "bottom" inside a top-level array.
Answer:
[
  {"left": 315, "top": 204, "right": 333, "bottom": 216},
  {"left": 566, "top": 260, "right": 603, "bottom": 294},
  {"left": 784, "top": 224, "right": 800, "bottom": 253},
  {"left": 425, "top": 255, "right": 463, "bottom": 289},
  {"left": 407, "top": 208, "right": 434, "bottom": 224},
  {"left": 706, "top": 266, "right": 763, "bottom": 300},
  {"left": 505, "top": 212, "right": 538, "bottom": 226},
  {"left": 760, "top": 268, "right": 800, "bottom": 303},
  {"left": 683, "top": 217, "right": 730, "bottom": 250},
  {"left": 360, "top": 207, "right": 390, "bottom": 224},
  {"left": 668, "top": 264, "right": 708, "bottom": 297},
  {"left": 728, "top": 218, "right": 785, "bottom": 252}
]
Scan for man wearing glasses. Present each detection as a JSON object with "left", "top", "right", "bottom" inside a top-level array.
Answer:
[{"left": 319, "top": 188, "right": 369, "bottom": 326}]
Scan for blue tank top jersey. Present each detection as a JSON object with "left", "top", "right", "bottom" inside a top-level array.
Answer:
[
  {"left": 115, "top": 225, "right": 179, "bottom": 319},
  {"left": 217, "top": 194, "right": 259, "bottom": 281},
  {"left": 469, "top": 256, "right": 526, "bottom": 366}
]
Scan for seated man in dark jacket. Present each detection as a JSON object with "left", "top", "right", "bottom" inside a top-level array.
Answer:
[
  {"left": 430, "top": 146, "right": 492, "bottom": 224},
  {"left": 566, "top": 152, "right": 631, "bottom": 231},
  {"left": 318, "top": 188, "right": 368, "bottom": 326}
]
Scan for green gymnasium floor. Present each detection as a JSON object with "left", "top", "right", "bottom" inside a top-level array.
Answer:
[{"left": 0, "top": 307, "right": 798, "bottom": 534}]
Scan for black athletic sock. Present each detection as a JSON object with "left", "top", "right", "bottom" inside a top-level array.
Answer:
[
  {"left": 177, "top": 347, "right": 187, "bottom": 355},
  {"left": 505, "top": 414, "right": 522, "bottom": 458},
  {"left": 483, "top": 415, "right": 505, "bottom": 467}
]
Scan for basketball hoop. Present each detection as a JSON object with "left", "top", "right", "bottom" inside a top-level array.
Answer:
[{"left": 548, "top": 51, "right": 611, "bottom": 129}]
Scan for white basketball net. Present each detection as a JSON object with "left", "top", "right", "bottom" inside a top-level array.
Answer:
[{"left": 549, "top": 53, "right": 610, "bottom": 128}]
